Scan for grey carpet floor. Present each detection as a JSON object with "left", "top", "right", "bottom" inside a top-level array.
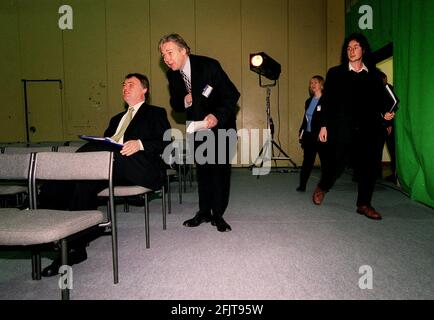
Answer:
[{"left": 1, "top": 168, "right": 433, "bottom": 300}]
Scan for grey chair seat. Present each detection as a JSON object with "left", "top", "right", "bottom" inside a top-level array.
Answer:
[
  {"left": 98, "top": 186, "right": 152, "bottom": 197},
  {"left": 0, "top": 209, "right": 104, "bottom": 246},
  {"left": 98, "top": 183, "right": 166, "bottom": 249}
]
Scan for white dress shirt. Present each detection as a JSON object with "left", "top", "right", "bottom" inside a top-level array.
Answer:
[
  {"left": 114, "top": 101, "right": 144, "bottom": 150},
  {"left": 181, "top": 57, "right": 192, "bottom": 108},
  {"left": 349, "top": 62, "right": 369, "bottom": 73}
]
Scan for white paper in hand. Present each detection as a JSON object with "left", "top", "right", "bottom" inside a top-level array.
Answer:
[{"left": 186, "top": 120, "right": 209, "bottom": 134}]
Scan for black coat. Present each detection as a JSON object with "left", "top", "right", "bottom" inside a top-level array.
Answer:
[
  {"left": 319, "top": 65, "right": 388, "bottom": 144},
  {"left": 166, "top": 54, "right": 240, "bottom": 131},
  {"left": 103, "top": 103, "right": 171, "bottom": 190},
  {"left": 299, "top": 96, "right": 324, "bottom": 141}
]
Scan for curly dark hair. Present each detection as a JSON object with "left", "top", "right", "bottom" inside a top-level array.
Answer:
[{"left": 340, "top": 33, "right": 374, "bottom": 70}]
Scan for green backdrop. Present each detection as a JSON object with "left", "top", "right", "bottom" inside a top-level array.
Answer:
[{"left": 346, "top": 0, "right": 434, "bottom": 208}]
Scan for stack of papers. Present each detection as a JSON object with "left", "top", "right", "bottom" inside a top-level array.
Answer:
[
  {"left": 79, "top": 135, "right": 124, "bottom": 148},
  {"left": 385, "top": 84, "right": 399, "bottom": 113}
]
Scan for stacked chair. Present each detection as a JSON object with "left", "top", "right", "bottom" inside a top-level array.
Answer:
[
  {"left": 0, "top": 151, "right": 118, "bottom": 300},
  {"left": 0, "top": 146, "right": 54, "bottom": 208}
]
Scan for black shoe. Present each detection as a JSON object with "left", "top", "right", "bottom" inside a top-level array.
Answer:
[
  {"left": 69, "top": 247, "right": 88, "bottom": 265},
  {"left": 41, "top": 248, "right": 88, "bottom": 277},
  {"left": 213, "top": 216, "right": 232, "bottom": 232},
  {"left": 183, "top": 211, "right": 212, "bottom": 227},
  {"left": 41, "top": 259, "right": 61, "bottom": 277},
  {"left": 296, "top": 186, "right": 306, "bottom": 192}
]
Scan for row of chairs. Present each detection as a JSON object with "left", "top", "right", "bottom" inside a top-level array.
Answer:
[
  {"left": 1, "top": 144, "right": 186, "bottom": 213},
  {"left": 0, "top": 146, "right": 80, "bottom": 208},
  {"left": 0, "top": 146, "right": 168, "bottom": 246},
  {"left": 0, "top": 151, "right": 117, "bottom": 300},
  {"left": 1, "top": 145, "right": 81, "bottom": 154},
  {"left": 0, "top": 140, "right": 86, "bottom": 152},
  {"left": 0, "top": 144, "right": 188, "bottom": 299}
]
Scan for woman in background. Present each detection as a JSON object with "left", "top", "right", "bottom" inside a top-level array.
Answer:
[{"left": 297, "top": 75, "right": 326, "bottom": 191}]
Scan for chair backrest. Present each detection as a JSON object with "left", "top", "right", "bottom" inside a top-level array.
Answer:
[
  {"left": 29, "top": 141, "right": 65, "bottom": 148},
  {"left": 65, "top": 140, "right": 87, "bottom": 147},
  {"left": 33, "top": 151, "right": 113, "bottom": 181},
  {"left": 32, "top": 151, "right": 114, "bottom": 210},
  {"left": 0, "top": 153, "right": 33, "bottom": 207},
  {"left": 3, "top": 146, "right": 54, "bottom": 154},
  {"left": 0, "top": 153, "right": 33, "bottom": 180},
  {"left": 57, "top": 145, "right": 81, "bottom": 153}
]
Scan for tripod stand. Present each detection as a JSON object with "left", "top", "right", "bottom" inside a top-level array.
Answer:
[{"left": 251, "top": 81, "right": 297, "bottom": 174}]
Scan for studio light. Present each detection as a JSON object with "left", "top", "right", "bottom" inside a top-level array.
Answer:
[
  {"left": 249, "top": 51, "right": 297, "bottom": 173},
  {"left": 249, "top": 52, "right": 281, "bottom": 81}
]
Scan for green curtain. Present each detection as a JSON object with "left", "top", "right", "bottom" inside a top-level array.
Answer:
[{"left": 346, "top": 0, "right": 434, "bottom": 208}]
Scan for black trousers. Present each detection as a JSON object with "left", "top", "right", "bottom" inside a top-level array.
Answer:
[
  {"left": 318, "top": 130, "right": 383, "bottom": 207},
  {"left": 196, "top": 163, "right": 231, "bottom": 216},
  {"left": 192, "top": 130, "right": 236, "bottom": 217},
  {"left": 299, "top": 131, "right": 327, "bottom": 189}
]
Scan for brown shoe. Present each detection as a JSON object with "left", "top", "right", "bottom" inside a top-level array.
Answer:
[
  {"left": 312, "top": 186, "right": 326, "bottom": 205},
  {"left": 356, "top": 205, "right": 382, "bottom": 220}
]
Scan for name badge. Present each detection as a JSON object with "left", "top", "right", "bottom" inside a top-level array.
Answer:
[
  {"left": 202, "top": 85, "right": 213, "bottom": 98},
  {"left": 316, "top": 105, "right": 321, "bottom": 111}
]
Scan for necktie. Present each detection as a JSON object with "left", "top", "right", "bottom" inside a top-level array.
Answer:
[
  {"left": 180, "top": 70, "right": 191, "bottom": 93},
  {"left": 111, "top": 107, "right": 134, "bottom": 142}
]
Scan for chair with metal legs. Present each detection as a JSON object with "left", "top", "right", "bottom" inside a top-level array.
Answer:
[
  {"left": 0, "top": 151, "right": 118, "bottom": 300},
  {"left": 98, "top": 185, "right": 166, "bottom": 249}
]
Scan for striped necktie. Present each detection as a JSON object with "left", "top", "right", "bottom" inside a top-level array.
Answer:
[
  {"left": 111, "top": 107, "right": 134, "bottom": 142},
  {"left": 180, "top": 70, "right": 191, "bottom": 93}
]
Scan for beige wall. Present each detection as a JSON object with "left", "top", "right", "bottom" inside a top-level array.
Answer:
[{"left": 0, "top": 0, "right": 344, "bottom": 165}]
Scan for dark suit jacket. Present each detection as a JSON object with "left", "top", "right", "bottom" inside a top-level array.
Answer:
[
  {"left": 103, "top": 103, "right": 171, "bottom": 190},
  {"left": 319, "top": 64, "right": 388, "bottom": 144},
  {"left": 166, "top": 54, "right": 240, "bottom": 131},
  {"left": 299, "top": 96, "right": 324, "bottom": 141}
]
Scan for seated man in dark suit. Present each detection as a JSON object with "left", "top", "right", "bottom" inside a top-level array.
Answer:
[{"left": 39, "top": 73, "right": 171, "bottom": 276}]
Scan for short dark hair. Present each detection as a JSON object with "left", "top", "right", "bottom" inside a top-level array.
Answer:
[
  {"left": 125, "top": 73, "right": 150, "bottom": 101},
  {"left": 340, "top": 33, "right": 374, "bottom": 69},
  {"left": 158, "top": 33, "right": 191, "bottom": 55}
]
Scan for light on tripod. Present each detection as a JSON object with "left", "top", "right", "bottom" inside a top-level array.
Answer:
[
  {"left": 249, "top": 52, "right": 281, "bottom": 81},
  {"left": 249, "top": 51, "right": 297, "bottom": 173},
  {"left": 250, "top": 55, "right": 263, "bottom": 67}
]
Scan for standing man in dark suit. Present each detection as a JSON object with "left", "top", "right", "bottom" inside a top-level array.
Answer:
[
  {"left": 159, "top": 33, "right": 240, "bottom": 232},
  {"left": 312, "top": 33, "right": 395, "bottom": 220},
  {"left": 39, "top": 73, "right": 171, "bottom": 276}
]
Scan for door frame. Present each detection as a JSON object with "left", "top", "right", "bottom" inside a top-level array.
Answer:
[{"left": 22, "top": 79, "right": 63, "bottom": 143}]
